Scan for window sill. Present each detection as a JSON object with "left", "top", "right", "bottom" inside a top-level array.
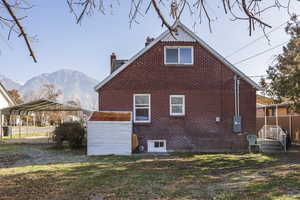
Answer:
[
  {"left": 134, "top": 122, "right": 151, "bottom": 125},
  {"left": 165, "top": 64, "right": 193, "bottom": 67},
  {"left": 170, "top": 115, "right": 185, "bottom": 118}
]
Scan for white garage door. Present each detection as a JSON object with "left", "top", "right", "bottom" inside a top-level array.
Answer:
[{"left": 87, "top": 121, "right": 132, "bottom": 155}]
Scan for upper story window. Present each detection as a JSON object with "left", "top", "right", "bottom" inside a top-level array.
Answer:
[
  {"left": 164, "top": 46, "right": 193, "bottom": 65},
  {"left": 134, "top": 94, "right": 151, "bottom": 123}
]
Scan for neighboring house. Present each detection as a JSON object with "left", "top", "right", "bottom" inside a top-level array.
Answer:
[
  {"left": 95, "top": 22, "right": 259, "bottom": 152},
  {"left": 0, "top": 82, "right": 16, "bottom": 136},
  {"left": 256, "top": 94, "right": 275, "bottom": 106},
  {"left": 256, "top": 95, "right": 298, "bottom": 117},
  {"left": 0, "top": 82, "right": 16, "bottom": 109},
  {"left": 257, "top": 102, "right": 298, "bottom": 117}
]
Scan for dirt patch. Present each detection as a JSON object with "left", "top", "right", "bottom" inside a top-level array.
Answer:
[
  {"left": 0, "top": 145, "right": 87, "bottom": 168},
  {"left": 0, "top": 173, "right": 61, "bottom": 200}
]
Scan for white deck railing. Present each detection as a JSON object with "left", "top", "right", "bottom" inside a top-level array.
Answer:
[{"left": 258, "top": 125, "right": 287, "bottom": 152}]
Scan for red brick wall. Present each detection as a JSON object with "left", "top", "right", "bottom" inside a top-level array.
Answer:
[{"left": 98, "top": 41, "right": 257, "bottom": 152}]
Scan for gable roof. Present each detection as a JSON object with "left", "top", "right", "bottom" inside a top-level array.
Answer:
[
  {"left": 0, "top": 82, "right": 16, "bottom": 106},
  {"left": 95, "top": 21, "right": 260, "bottom": 91}
]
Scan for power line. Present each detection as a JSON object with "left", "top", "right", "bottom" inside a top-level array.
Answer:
[
  {"left": 233, "top": 40, "right": 288, "bottom": 65},
  {"left": 225, "top": 20, "right": 289, "bottom": 59}
]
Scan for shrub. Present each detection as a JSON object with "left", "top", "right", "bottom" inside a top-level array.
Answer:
[{"left": 53, "top": 122, "right": 85, "bottom": 149}]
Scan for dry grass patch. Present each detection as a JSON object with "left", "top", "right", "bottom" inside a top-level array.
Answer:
[{"left": 0, "top": 144, "right": 300, "bottom": 200}]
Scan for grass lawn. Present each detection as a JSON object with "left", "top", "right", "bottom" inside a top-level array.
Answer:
[{"left": 0, "top": 144, "right": 299, "bottom": 200}]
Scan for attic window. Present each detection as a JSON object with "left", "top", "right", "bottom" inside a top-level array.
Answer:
[{"left": 165, "top": 46, "right": 193, "bottom": 65}]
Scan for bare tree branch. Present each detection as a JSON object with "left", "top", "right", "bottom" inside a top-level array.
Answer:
[
  {"left": 151, "top": 0, "right": 177, "bottom": 34},
  {"left": 1, "top": 0, "right": 37, "bottom": 62},
  {"left": 0, "top": 0, "right": 298, "bottom": 62}
]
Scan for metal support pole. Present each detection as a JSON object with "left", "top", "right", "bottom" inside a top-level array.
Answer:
[
  {"left": 33, "top": 114, "right": 36, "bottom": 127},
  {"left": 264, "top": 106, "right": 267, "bottom": 141},
  {"left": 10, "top": 115, "right": 13, "bottom": 139},
  {"left": 26, "top": 115, "right": 29, "bottom": 136},
  {"left": 0, "top": 111, "right": 2, "bottom": 141}
]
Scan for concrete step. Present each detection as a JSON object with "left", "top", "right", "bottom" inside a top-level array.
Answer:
[
  {"left": 260, "top": 149, "right": 285, "bottom": 153},
  {"left": 257, "top": 140, "right": 281, "bottom": 145},
  {"left": 259, "top": 143, "right": 284, "bottom": 153},
  {"left": 260, "top": 145, "right": 283, "bottom": 151}
]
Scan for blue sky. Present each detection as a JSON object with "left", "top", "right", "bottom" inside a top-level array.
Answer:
[{"left": 1, "top": 1, "right": 300, "bottom": 84}]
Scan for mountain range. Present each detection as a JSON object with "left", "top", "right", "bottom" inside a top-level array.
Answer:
[{"left": 0, "top": 69, "right": 99, "bottom": 110}]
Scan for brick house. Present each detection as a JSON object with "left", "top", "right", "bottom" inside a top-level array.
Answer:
[
  {"left": 256, "top": 95, "right": 299, "bottom": 117},
  {"left": 95, "top": 22, "right": 259, "bottom": 152},
  {"left": 257, "top": 103, "right": 299, "bottom": 117}
]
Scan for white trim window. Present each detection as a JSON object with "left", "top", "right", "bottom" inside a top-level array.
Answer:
[
  {"left": 134, "top": 94, "right": 151, "bottom": 123},
  {"left": 147, "top": 140, "right": 166, "bottom": 152},
  {"left": 170, "top": 95, "right": 185, "bottom": 116},
  {"left": 164, "top": 46, "right": 193, "bottom": 65}
]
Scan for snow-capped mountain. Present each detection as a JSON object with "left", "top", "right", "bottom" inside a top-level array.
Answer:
[
  {"left": 0, "top": 70, "right": 99, "bottom": 110},
  {"left": 0, "top": 74, "right": 22, "bottom": 91}
]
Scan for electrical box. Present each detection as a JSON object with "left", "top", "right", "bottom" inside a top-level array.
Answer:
[{"left": 233, "top": 116, "right": 242, "bottom": 133}]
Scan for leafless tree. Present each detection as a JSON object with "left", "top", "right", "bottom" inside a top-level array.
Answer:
[
  {"left": 8, "top": 89, "right": 23, "bottom": 104},
  {"left": 39, "top": 84, "right": 62, "bottom": 101},
  {"left": 0, "top": 0, "right": 296, "bottom": 62}
]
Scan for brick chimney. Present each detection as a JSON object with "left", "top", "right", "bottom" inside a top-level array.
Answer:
[
  {"left": 110, "top": 52, "right": 117, "bottom": 74},
  {"left": 145, "top": 37, "right": 155, "bottom": 46}
]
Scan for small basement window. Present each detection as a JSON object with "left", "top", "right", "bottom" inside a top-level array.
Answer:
[
  {"left": 170, "top": 95, "right": 185, "bottom": 116},
  {"left": 148, "top": 140, "right": 166, "bottom": 152},
  {"left": 165, "top": 46, "right": 193, "bottom": 65},
  {"left": 154, "top": 141, "right": 165, "bottom": 148},
  {"left": 134, "top": 94, "right": 151, "bottom": 123}
]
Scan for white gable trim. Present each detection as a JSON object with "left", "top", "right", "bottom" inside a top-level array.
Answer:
[
  {"left": 177, "top": 22, "right": 259, "bottom": 89},
  {"left": 94, "top": 29, "right": 170, "bottom": 91},
  {"left": 95, "top": 22, "right": 259, "bottom": 91},
  {"left": 0, "top": 83, "right": 16, "bottom": 106},
  {"left": 161, "top": 27, "right": 196, "bottom": 42}
]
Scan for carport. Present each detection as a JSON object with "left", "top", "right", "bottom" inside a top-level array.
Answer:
[{"left": 0, "top": 99, "right": 91, "bottom": 141}]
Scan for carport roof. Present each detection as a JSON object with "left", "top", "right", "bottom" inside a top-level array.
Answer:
[{"left": 0, "top": 99, "right": 89, "bottom": 115}]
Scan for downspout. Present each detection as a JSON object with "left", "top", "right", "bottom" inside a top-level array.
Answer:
[
  {"left": 234, "top": 75, "right": 240, "bottom": 117},
  {"left": 237, "top": 78, "right": 240, "bottom": 116},
  {"left": 233, "top": 75, "right": 242, "bottom": 134},
  {"left": 234, "top": 75, "right": 237, "bottom": 116},
  {"left": 276, "top": 104, "right": 279, "bottom": 139}
]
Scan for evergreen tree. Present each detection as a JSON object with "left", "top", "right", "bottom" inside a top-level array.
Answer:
[{"left": 261, "top": 15, "right": 300, "bottom": 112}]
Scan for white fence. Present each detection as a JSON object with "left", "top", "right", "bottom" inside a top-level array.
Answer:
[{"left": 4, "top": 126, "right": 55, "bottom": 138}]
